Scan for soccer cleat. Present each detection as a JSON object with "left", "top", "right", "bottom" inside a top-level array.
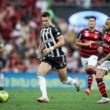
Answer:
[
  {"left": 74, "top": 77, "right": 80, "bottom": 92},
  {"left": 37, "top": 97, "right": 49, "bottom": 103},
  {"left": 85, "top": 88, "right": 90, "bottom": 95},
  {"left": 97, "top": 97, "right": 110, "bottom": 104}
]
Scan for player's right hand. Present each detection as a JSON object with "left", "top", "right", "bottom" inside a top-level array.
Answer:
[
  {"left": 86, "top": 41, "right": 94, "bottom": 47},
  {"left": 37, "top": 55, "right": 42, "bottom": 61}
]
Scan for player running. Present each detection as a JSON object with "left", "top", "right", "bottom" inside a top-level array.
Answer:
[
  {"left": 95, "top": 18, "right": 110, "bottom": 104},
  {"left": 36, "top": 12, "right": 80, "bottom": 103},
  {"left": 0, "top": 40, "right": 6, "bottom": 90},
  {"left": 76, "top": 16, "right": 103, "bottom": 95}
]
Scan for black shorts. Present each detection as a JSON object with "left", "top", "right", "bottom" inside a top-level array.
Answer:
[
  {"left": 0, "top": 58, "right": 6, "bottom": 69},
  {"left": 42, "top": 55, "right": 67, "bottom": 69}
]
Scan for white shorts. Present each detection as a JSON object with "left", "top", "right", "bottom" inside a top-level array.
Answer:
[
  {"left": 81, "top": 55, "right": 98, "bottom": 69},
  {"left": 97, "top": 61, "right": 110, "bottom": 71}
]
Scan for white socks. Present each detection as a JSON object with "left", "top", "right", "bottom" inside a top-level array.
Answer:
[
  {"left": 0, "top": 73, "right": 4, "bottom": 87},
  {"left": 37, "top": 73, "right": 48, "bottom": 98},
  {"left": 62, "top": 77, "right": 77, "bottom": 85},
  {"left": 37, "top": 75, "right": 77, "bottom": 98}
]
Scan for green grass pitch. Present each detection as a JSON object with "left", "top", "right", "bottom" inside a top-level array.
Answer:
[{"left": 0, "top": 89, "right": 110, "bottom": 110}]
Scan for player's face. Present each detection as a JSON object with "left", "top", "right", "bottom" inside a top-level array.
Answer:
[
  {"left": 42, "top": 17, "right": 51, "bottom": 28},
  {"left": 105, "top": 20, "right": 110, "bottom": 31},
  {"left": 88, "top": 18, "right": 96, "bottom": 28}
]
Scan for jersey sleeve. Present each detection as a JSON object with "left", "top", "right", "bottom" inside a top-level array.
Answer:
[
  {"left": 52, "top": 26, "right": 62, "bottom": 38},
  {"left": 40, "top": 28, "right": 43, "bottom": 41},
  {"left": 77, "top": 31, "right": 83, "bottom": 41}
]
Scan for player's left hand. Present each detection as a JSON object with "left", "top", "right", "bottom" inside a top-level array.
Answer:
[
  {"left": 43, "top": 48, "right": 51, "bottom": 55},
  {"left": 89, "top": 41, "right": 95, "bottom": 48}
]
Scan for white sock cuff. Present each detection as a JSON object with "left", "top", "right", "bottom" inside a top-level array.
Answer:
[
  {"left": 62, "top": 77, "right": 76, "bottom": 85},
  {"left": 62, "top": 77, "right": 69, "bottom": 84},
  {"left": 37, "top": 73, "right": 44, "bottom": 77}
]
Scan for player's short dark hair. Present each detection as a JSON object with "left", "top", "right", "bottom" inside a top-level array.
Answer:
[
  {"left": 106, "top": 18, "right": 110, "bottom": 20},
  {"left": 89, "top": 16, "right": 96, "bottom": 20},
  {"left": 42, "top": 12, "right": 50, "bottom": 17}
]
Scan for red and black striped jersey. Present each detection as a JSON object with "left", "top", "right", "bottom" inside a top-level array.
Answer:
[
  {"left": 103, "top": 33, "right": 110, "bottom": 57},
  {"left": 77, "top": 28, "right": 103, "bottom": 58}
]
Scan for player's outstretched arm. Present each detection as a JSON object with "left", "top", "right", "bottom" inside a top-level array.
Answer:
[
  {"left": 42, "top": 35, "right": 65, "bottom": 55},
  {"left": 91, "top": 41, "right": 103, "bottom": 46},
  {"left": 76, "top": 39, "right": 93, "bottom": 47},
  {"left": 38, "top": 39, "right": 44, "bottom": 60}
]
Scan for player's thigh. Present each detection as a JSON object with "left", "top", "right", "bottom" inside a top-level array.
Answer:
[
  {"left": 57, "top": 67, "right": 67, "bottom": 82},
  {"left": 38, "top": 62, "right": 51, "bottom": 76},
  {"left": 81, "top": 57, "right": 88, "bottom": 69},
  {"left": 96, "top": 61, "right": 110, "bottom": 78},
  {"left": 88, "top": 55, "right": 98, "bottom": 68}
]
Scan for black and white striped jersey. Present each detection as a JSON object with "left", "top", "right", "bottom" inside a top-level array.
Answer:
[{"left": 40, "top": 24, "right": 65, "bottom": 57}]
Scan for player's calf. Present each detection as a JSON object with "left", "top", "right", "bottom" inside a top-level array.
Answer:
[
  {"left": 62, "top": 77, "right": 80, "bottom": 91},
  {"left": 85, "top": 68, "right": 95, "bottom": 95}
]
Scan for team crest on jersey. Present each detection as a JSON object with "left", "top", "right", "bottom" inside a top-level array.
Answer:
[
  {"left": 55, "top": 27, "right": 59, "bottom": 32},
  {"left": 85, "top": 32, "right": 89, "bottom": 37},
  {"left": 95, "top": 35, "right": 97, "bottom": 39}
]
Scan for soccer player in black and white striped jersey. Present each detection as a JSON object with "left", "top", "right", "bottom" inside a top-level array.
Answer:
[
  {"left": 36, "top": 12, "right": 80, "bottom": 103},
  {"left": 0, "top": 41, "right": 6, "bottom": 90}
]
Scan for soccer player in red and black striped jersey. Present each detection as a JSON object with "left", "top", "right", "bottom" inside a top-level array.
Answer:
[
  {"left": 76, "top": 16, "right": 103, "bottom": 95},
  {"left": 95, "top": 18, "right": 110, "bottom": 104}
]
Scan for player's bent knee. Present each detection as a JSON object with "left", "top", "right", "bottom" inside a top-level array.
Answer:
[
  {"left": 96, "top": 69, "right": 105, "bottom": 78},
  {"left": 95, "top": 74, "right": 102, "bottom": 78}
]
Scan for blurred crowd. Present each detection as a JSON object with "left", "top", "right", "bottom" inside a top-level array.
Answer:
[
  {"left": 0, "top": 0, "right": 106, "bottom": 73},
  {"left": 53, "top": 0, "right": 110, "bottom": 8},
  {"left": 53, "top": 0, "right": 110, "bottom": 5}
]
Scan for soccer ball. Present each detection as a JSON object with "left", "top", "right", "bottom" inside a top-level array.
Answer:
[{"left": 0, "top": 91, "right": 9, "bottom": 103}]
